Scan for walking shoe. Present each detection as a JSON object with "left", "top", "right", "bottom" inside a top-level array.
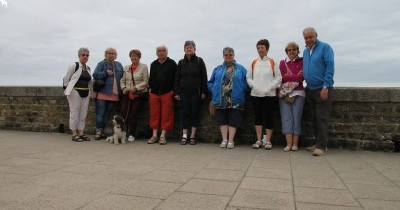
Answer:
[
  {"left": 147, "top": 136, "right": 158, "bottom": 144},
  {"left": 291, "top": 146, "right": 298, "bottom": 151},
  {"left": 227, "top": 142, "right": 235, "bottom": 149},
  {"left": 264, "top": 141, "right": 272, "bottom": 150},
  {"left": 219, "top": 140, "right": 228, "bottom": 148},
  {"left": 159, "top": 136, "right": 167, "bottom": 145},
  {"left": 306, "top": 145, "right": 316, "bottom": 152},
  {"left": 312, "top": 148, "right": 326, "bottom": 156},
  {"left": 252, "top": 141, "right": 262, "bottom": 149},
  {"left": 128, "top": 135, "right": 135, "bottom": 142},
  {"left": 283, "top": 146, "right": 291, "bottom": 152}
]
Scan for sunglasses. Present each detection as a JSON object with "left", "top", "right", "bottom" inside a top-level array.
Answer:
[
  {"left": 80, "top": 54, "right": 89, "bottom": 57},
  {"left": 224, "top": 54, "right": 233, "bottom": 57}
]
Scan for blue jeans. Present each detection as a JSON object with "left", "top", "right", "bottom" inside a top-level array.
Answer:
[
  {"left": 279, "top": 96, "right": 305, "bottom": 135},
  {"left": 95, "top": 99, "right": 117, "bottom": 130}
]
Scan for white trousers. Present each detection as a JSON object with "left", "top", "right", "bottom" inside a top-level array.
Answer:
[{"left": 67, "top": 89, "right": 90, "bottom": 130}]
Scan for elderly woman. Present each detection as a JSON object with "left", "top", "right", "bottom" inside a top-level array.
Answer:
[
  {"left": 174, "top": 40, "right": 208, "bottom": 145},
  {"left": 279, "top": 42, "right": 305, "bottom": 151},
  {"left": 63, "top": 48, "right": 92, "bottom": 142},
  {"left": 147, "top": 45, "right": 177, "bottom": 145},
  {"left": 208, "top": 47, "right": 249, "bottom": 149},
  {"left": 92, "top": 47, "right": 124, "bottom": 140},
  {"left": 120, "top": 49, "right": 149, "bottom": 142},
  {"left": 247, "top": 39, "right": 282, "bottom": 150}
]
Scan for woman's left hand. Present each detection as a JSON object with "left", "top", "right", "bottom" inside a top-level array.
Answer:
[{"left": 201, "top": 94, "right": 206, "bottom": 100}]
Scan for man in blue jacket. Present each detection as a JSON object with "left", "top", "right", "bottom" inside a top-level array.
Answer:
[{"left": 303, "top": 27, "right": 334, "bottom": 156}]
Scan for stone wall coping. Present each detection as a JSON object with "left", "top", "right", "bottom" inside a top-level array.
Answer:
[{"left": 1, "top": 86, "right": 400, "bottom": 102}]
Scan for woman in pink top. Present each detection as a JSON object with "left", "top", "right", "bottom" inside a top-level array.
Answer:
[{"left": 278, "top": 42, "right": 305, "bottom": 152}]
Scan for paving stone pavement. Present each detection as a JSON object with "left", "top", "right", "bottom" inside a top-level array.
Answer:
[{"left": 0, "top": 130, "right": 399, "bottom": 210}]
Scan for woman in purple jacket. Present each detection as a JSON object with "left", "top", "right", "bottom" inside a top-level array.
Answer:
[{"left": 278, "top": 42, "right": 305, "bottom": 151}]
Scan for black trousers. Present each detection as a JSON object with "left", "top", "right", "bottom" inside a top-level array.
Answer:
[
  {"left": 306, "top": 88, "right": 333, "bottom": 149},
  {"left": 180, "top": 93, "right": 201, "bottom": 129},
  {"left": 251, "top": 96, "right": 278, "bottom": 129}
]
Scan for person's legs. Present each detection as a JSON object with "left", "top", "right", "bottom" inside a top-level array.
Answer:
[
  {"left": 251, "top": 96, "right": 264, "bottom": 143},
  {"left": 67, "top": 90, "right": 81, "bottom": 137},
  {"left": 127, "top": 97, "right": 144, "bottom": 137},
  {"left": 264, "top": 97, "right": 277, "bottom": 148},
  {"left": 279, "top": 98, "right": 294, "bottom": 149},
  {"left": 292, "top": 96, "right": 305, "bottom": 148},
  {"left": 315, "top": 90, "right": 333, "bottom": 150},
  {"left": 180, "top": 93, "right": 191, "bottom": 138},
  {"left": 160, "top": 92, "right": 174, "bottom": 144},
  {"left": 77, "top": 94, "right": 90, "bottom": 137},
  {"left": 149, "top": 93, "right": 161, "bottom": 132},
  {"left": 95, "top": 99, "right": 107, "bottom": 138},
  {"left": 215, "top": 109, "right": 229, "bottom": 148},
  {"left": 148, "top": 93, "right": 160, "bottom": 143},
  {"left": 189, "top": 94, "right": 200, "bottom": 144},
  {"left": 306, "top": 89, "right": 317, "bottom": 149}
]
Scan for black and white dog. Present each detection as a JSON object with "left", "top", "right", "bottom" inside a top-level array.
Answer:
[{"left": 106, "top": 115, "right": 127, "bottom": 144}]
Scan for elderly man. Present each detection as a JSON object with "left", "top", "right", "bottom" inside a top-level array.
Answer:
[
  {"left": 303, "top": 27, "right": 335, "bottom": 156},
  {"left": 147, "top": 45, "right": 178, "bottom": 145}
]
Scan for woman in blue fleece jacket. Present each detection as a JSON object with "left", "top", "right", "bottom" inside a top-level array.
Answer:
[{"left": 208, "top": 47, "right": 249, "bottom": 149}]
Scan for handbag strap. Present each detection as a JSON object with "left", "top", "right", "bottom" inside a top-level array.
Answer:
[{"left": 130, "top": 64, "right": 137, "bottom": 87}]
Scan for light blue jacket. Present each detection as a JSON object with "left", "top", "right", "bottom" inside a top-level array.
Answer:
[
  {"left": 303, "top": 40, "right": 334, "bottom": 90},
  {"left": 93, "top": 60, "right": 124, "bottom": 94},
  {"left": 208, "top": 61, "right": 249, "bottom": 108}
]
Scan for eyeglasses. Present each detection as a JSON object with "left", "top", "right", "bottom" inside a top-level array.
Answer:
[
  {"left": 287, "top": 49, "right": 297, "bottom": 52},
  {"left": 224, "top": 54, "right": 233, "bottom": 57},
  {"left": 80, "top": 54, "right": 89, "bottom": 57}
]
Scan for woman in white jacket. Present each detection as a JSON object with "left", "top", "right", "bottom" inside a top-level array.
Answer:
[
  {"left": 247, "top": 39, "right": 282, "bottom": 149},
  {"left": 63, "top": 48, "right": 92, "bottom": 142}
]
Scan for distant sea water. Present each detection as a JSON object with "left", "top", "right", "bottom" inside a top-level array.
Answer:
[{"left": 334, "top": 83, "right": 400, "bottom": 88}]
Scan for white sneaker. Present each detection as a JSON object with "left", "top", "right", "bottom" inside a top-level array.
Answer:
[
  {"left": 220, "top": 140, "right": 228, "bottom": 148},
  {"left": 128, "top": 135, "right": 135, "bottom": 142},
  {"left": 227, "top": 142, "right": 235, "bottom": 149}
]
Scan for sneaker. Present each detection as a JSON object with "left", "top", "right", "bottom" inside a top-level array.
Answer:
[
  {"left": 219, "top": 140, "right": 228, "bottom": 148},
  {"left": 264, "top": 142, "right": 272, "bottom": 150},
  {"left": 227, "top": 142, "right": 235, "bottom": 149},
  {"left": 306, "top": 145, "right": 316, "bottom": 152},
  {"left": 283, "top": 146, "right": 291, "bottom": 152},
  {"left": 312, "top": 148, "right": 326, "bottom": 156},
  {"left": 128, "top": 135, "right": 135, "bottom": 142},
  {"left": 147, "top": 136, "right": 158, "bottom": 144},
  {"left": 291, "top": 146, "right": 298, "bottom": 151}
]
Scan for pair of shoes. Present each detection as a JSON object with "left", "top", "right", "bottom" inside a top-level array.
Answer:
[
  {"left": 148, "top": 136, "right": 158, "bottom": 144},
  {"left": 306, "top": 145, "right": 316, "bottom": 152},
  {"left": 72, "top": 135, "right": 83, "bottom": 142},
  {"left": 219, "top": 140, "right": 228, "bottom": 148},
  {"left": 128, "top": 135, "right": 135, "bottom": 142},
  {"left": 283, "top": 146, "right": 291, "bottom": 152},
  {"left": 180, "top": 137, "right": 187, "bottom": 145},
  {"left": 159, "top": 136, "right": 167, "bottom": 145},
  {"left": 189, "top": 138, "right": 197, "bottom": 145},
  {"left": 291, "top": 145, "right": 298, "bottom": 151},
  {"left": 252, "top": 141, "right": 263, "bottom": 149},
  {"left": 264, "top": 141, "right": 272, "bottom": 150},
  {"left": 227, "top": 142, "right": 235, "bottom": 149},
  {"left": 312, "top": 148, "right": 326, "bottom": 156},
  {"left": 80, "top": 135, "right": 91, "bottom": 141}
]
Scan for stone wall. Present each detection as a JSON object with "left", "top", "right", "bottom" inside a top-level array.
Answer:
[{"left": 0, "top": 86, "right": 399, "bottom": 151}]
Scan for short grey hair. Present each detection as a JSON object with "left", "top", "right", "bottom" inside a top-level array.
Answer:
[
  {"left": 77, "top": 47, "right": 89, "bottom": 56},
  {"left": 222, "top": 47, "right": 234, "bottom": 55},
  {"left": 156, "top": 44, "right": 168, "bottom": 52},
  {"left": 184, "top": 40, "right": 196, "bottom": 48},
  {"left": 303, "top": 27, "right": 317, "bottom": 35},
  {"left": 104, "top": 47, "right": 117, "bottom": 57}
]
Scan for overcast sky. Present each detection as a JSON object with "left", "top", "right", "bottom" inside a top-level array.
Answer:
[{"left": 0, "top": 0, "right": 399, "bottom": 86}]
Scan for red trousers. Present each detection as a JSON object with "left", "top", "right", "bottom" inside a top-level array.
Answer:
[{"left": 149, "top": 91, "right": 174, "bottom": 130}]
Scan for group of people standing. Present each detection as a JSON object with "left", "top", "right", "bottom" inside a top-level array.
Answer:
[{"left": 63, "top": 27, "right": 334, "bottom": 156}]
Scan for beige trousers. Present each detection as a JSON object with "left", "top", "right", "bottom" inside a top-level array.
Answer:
[{"left": 67, "top": 89, "right": 90, "bottom": 130}]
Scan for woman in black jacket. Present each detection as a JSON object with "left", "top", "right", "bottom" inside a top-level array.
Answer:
[{"left": 174, "top": 40, "right": 208, "bottom": 145}]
